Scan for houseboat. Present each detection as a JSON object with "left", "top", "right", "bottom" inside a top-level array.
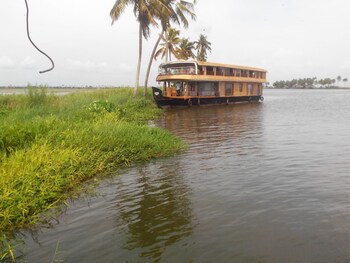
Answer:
[{"left": 152, "top": 60, "right": 267, "bottom": 108}]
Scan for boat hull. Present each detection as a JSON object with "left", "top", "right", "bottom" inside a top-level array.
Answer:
[{"left": 152, "top": 87, "right": 263, "bottom": 108}]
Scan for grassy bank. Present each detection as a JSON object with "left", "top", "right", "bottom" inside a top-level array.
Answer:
[{"left": 0, "top": 87, "right": 183, "bottom": 260}]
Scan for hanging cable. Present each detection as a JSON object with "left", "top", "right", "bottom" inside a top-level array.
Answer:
[{"left": 24, "top": 0, "right": 55, "bottom": 73}]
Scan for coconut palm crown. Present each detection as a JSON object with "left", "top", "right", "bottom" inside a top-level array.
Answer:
[
  {"left": 155, "top": 28, "right": 181, "bottom": 61},
  {"left": 195, "top": 34, "right": 212, "bottom": 62},
  {"left": 176, "top": 38, "right": 195, "bottom": 60},
  {"left": 110, "top": 0, "right": 170, "bottom": 97},
  {"left": 143, "top": 0, "right": 196, "bottom": 94}
]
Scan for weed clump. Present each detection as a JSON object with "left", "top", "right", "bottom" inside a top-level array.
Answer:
[
  {"left": 0, "top": 87, "right": 183, "bottom": 261},
  {"left": 26, "top": 85, "right": 54, "bottom": 108}
]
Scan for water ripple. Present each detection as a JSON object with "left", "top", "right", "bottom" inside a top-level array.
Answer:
[{"left": 22, "top": 90, "right": 350, "bottom": 262}]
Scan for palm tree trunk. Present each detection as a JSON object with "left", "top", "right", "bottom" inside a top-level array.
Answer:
[
  {"left": 144, "top": 29, "right": 165, "bottom": 96},
  {"left": 134, "top": 23, "right": 142, "bottom": 97},
  {"left": 165, "top": 30, "right": 169, "bottom": 63}
]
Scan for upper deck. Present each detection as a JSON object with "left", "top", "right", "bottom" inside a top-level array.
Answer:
[{"left": 156, "top": 61, "right": 267, "bottom": 83}]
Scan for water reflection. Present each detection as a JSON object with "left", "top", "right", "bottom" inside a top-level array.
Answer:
[
  {"left": 160, "top": 103, "right": 263, "bottom": 140},
  {"left": 20, "top": 90, "right": 350, "bottom": 262},
  {"left": 21, "top": 159, "right": 195, "bottom": 262},
  {"left": 157, "top": 104, "right": 265, "bottom": 161},
  {"left": 113, "top": 159, "right": 195, "bottom": 262},
  {"left": 20, "top": 102, "right": 266, "bottom": 262}
]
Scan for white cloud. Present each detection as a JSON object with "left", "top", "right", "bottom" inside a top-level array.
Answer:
[
  {"left": 65, "top": 59, "right": 109, "bottom": 72},
  {"left": 272, "top": 48, "right": 303, "bottom": 59},
  {"left": 340, "top": 61, "right": 350, "bottom": 71},
  {"left": 117, "top": 63, "right": 133, "bottom": 73},
  {"left": 20, "top": 56, "right": 37, "bottom": 69},
  {"left": 0, "top": 56, "right": 15, "bottom": 69}
]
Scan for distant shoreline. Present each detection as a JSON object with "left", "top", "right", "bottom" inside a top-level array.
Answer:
[
  {"left": 0, "top": 86, "right": 123, "bottom": 95},
  {"left": 0, "top": 86, "right": 123, "bottom": 90},
  {"left": 265, "top": 87, "right": 350, "bottom": 90}
]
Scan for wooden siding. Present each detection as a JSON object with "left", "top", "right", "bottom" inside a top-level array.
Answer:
[
  {"left": 156, "top": 74, "right": 267, "bottom": 83},
  {"left": 196, "top": 61, "right": 267, "bottom": 73},
  {"left": 156, "top": 61, "right": 266, "bottom": 100}
]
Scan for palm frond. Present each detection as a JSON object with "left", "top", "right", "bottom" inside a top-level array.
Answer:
[
  {"left": 154, "top": 46, "right": 166, "bottom": 60},
  {"left": 110, "top": 0, "right": 130, "bottom": 24}
]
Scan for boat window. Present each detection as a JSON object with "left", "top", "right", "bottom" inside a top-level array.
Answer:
[
  {"left": 189, "top": 82, "right": 196, "bottom": 96},
  {"left": 248, "top": 84, "right": 253, "bottom": 95},
  {"left": 217, "top": 67, "right": 224, "bottom": 76},
  {"left": 190, "top": 82, "right": 196, "bottom": 91},
  {"left": 206, "top": 67, "right": 214, "bottom": 75},
  {"left": 224, "top": 68, "right": 231, "bottom": 76},
  {"left": 159, "top": 67, "right": 166, "bottom": 74},
  {"left": 170, "top": 66, "right": 195, "bottom": 75},
  {"left": 225, "top": 83, "right": 232, "bottom": 96},
  {"left": 249, "top": 71, "right": 256, "bottom": 78},
  {"left": 198, "top": 66, "right": 203, "bottom": 75},
  {"left": 160, "top": 65, "right": 196, "bottom": 75},
  {"left": 198, "top": 82, "right": 215, "bottom": 96}
]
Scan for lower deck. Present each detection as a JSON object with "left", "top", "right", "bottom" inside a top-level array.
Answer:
[
  {"left": 152, "top": 86, "right": 263, "bottom": 108},
  {"left": 161, "top": 81, "right": 263, "bottom": 98}
]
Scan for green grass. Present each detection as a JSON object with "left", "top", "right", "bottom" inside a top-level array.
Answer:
[{"left": 0, "top": 86, "right": 183, "bottom": 261}]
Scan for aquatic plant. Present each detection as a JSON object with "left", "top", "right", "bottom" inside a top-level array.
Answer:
[{"left": 0, "top": 87, "right": 183, "bottom": 261}]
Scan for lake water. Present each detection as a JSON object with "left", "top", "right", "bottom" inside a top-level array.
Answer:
[{"left": 21, "top": 89, "right": 350, "bottom": 262}]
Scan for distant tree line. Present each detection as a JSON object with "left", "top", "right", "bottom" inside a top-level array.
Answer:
[{"left": 272, "top": 76, "right": 348, "bottom": 89}]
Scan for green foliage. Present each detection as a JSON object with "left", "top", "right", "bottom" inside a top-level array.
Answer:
[
  {"left": 176, "top": 38, "right": 196, "bottom": 60},
  {"left": 195, "top": 34, "right": 212, "bottom": 62},
  {"left": 26, "top": 85, "right": 49, "bottom": 107},
  {"left": 86, "top": 100, "right": 116, "bottom": 113},
  {"left": 272, "top": 76, "right": 349, "bottom": 89},
  {"left": 155, "top": 27, "right": 181, "bottom": 61},
  {"left": 0, "top": 87, "right": 183, "bottom": 261},
  {"left": 0, "top": 109, "right": 9, "bottom": 116}
]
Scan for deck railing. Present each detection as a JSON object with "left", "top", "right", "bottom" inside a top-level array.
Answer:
[
  {"left": 159, "top": 66, "right": 266, "bottom": 80},
  {"left": 159, "top": 66, "right": 196, "bottom": 75}
]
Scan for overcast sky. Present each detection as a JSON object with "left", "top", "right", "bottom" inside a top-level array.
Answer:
[{"left": 1, "top": 0, "right": 350, "bottom": 87}]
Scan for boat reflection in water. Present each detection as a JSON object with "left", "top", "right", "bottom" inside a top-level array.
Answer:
[
  {"left": 22, "top": 157, "right": 196, "bottom": 263},
  {"left": 113, "top": 161, "right": 196, "bottom": 262}
]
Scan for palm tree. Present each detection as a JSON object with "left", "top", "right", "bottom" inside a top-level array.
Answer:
[
  {"left": 176, "top": 38, "right": 195, "bottom": 60},
  {"left": 337, "top": 75, "right": 342, "bottom": 87},
  {"left": 154, "top": 27, "right": 181, "bottom": 62},
  {"left": 343, "top": 78, "right": 348, "bottom": 87},
  {"left": 194, "top": 34, "right": 212, "bottom": 62},
  {"left": 110, "top": 0, "right": 168, "bottom": 97},
  {"left": 332, "top": 79, "right": 336, "bottom": 87},
  {"left": 143, "top": 0, "right": 196, "bottom": 95}
]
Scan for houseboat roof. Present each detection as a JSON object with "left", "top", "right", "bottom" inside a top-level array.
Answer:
[{"left": 159, "top": 60, "right": 267, "bottom": 73}]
